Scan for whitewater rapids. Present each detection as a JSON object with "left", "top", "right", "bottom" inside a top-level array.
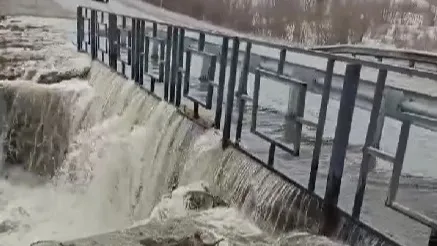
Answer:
[{"left": 0, "top": 56, "right": 344, "bottom": 246}]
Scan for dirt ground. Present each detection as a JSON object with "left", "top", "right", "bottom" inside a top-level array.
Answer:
[{"left": 0, "top": 0, "right": 74, "bottom": 19}]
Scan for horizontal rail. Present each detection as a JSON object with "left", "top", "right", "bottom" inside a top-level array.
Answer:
[
  {"left": 313, "top": 44, "right": 437, "bottom": 67},
  {"left": 257, "top": 68, "right": 306, "bottom": 87},
  {"left": 387, "top": 202, "right": 437, "bottom": 230}
]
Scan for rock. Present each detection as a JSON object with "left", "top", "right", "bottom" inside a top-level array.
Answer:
[
  {"left": 36, "top": 68, "right": 90, "bottom": 84},
  {"left": 183, "top": 190, "right": 214, "bottom": 211},
  {"left": 0, "top": 220, "right": 18, "bottom": 233},
  {"left": 0, "top": 65, "right": 24, "bottom": 80},
  {"left": 60, "top": 218, "right": 227, "bottom": 246},
  {"left": 139, "top": 231, "right": 223, "bottom": 246},
  {"left": 0, "top": 82, "right": 70, "bottom": 176},
  {"left": 24, "top": 69, "right": 37, "bottom": 80},
  {"left": 183, "top": 188, "right": 228, "bottom": 211},
  {"left": 30, "top": 241, "right": 73, "bottom": 246}
]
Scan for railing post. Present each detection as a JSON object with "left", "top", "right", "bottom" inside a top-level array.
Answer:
[
  {"left": 76, "top": 7, "right": 84, "bottom": 52},
  {"left": 164, "top": 26, "right": 172, "bottom": 101},
  {"left": 135, "top": 19, "right": 142, "bottom": 83},
  {"left": 169, "top": 28, "right": 179, "bottom": 104},
  {"left": 352, "top": 69, "right": 388, "bottom": 218},
  {"left": 133, "top": 19, "right": 142, "bottom": 83},
  {"left": 90, "top": 9, "right": 97, "bottom": 59},
  {"left": 308, "top": 59, "right": 335, "bottom": 192},
  {"left": 119, "top": 17, "right": 126, "bottom": 75},
  {"left": 430, "top": 229, "right": 437, "bottom": 246},
  {"left": 235, "top": 42, "right": 251, "bottom": 144},
  {"left": 322, "top": 63, "right": 361, "bottom": 235},
  {"left": 175, "top": 28, "right": 185, "bottom": 107},
  {"left": 197, "top": 32, "right": 207, "bottom": 90},
  {"left": 108, "top": 13, "right": 118, "bottom": 70},
  {"left": 214, "top": 36, "right": 229, "bottom": 129},
  {"left": 138, "top": 20, "right": 145, "bottom": 85},
  {"left": 96, "top": 12, "right": 101, "bottom": 58},
  {"left": 198, "top": 32, "right": 205, "bottom": 51},
  {"left": 369, "top": 94, "right": 386, "bottom": 170},
  {"left": 237, "top": 42, "right": 251, "bottom": 97},
  {"left": 85, "top": 9, "right": 90, "bottom": 53},
  {"left": 277, "top": 48, "right": 286, "bottom": 74},
  {"left": 281, "top": 49, "right": 306, "bottom": 154},
  {"left": 222, "top": 37, "right": 240, "bottom": 148},
  {"left": 130, "top": 18, "right": 137, "bottom": 80},
  {"left": 151, "top": 22, "right": 159, "bottom": 60}
]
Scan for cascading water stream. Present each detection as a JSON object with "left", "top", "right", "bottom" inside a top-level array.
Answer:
[{"left": 0, "top": 62, "right": 343, "bottom": 246}]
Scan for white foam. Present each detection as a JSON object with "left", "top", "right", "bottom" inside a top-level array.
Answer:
[
  {"left": 0, "top": 62, "right": 263, "bottom": 245},
  {"left": 0, "top": 58, "right": 346, "bottom": 246}
]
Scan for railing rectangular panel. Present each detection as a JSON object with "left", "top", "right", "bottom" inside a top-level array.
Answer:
[
  {"left": 386, "top": 120, "right": 409, "bottom": 202},
  {"left": 96, "top": 12, "right": 108, "bottom": 63},
  {"left": 182, "top": 48, "right": 217, "bottom": 114},
  {"left": 352, "top": 68, "right": 388, "bottom": 218},
  {"left": 143, "top": 34, "right": 166, "bottom": 90},
  {"left": 382, "top": 119, "right": 437, "bottom": 229},
  {"left": 248, "top": 68, "right": 308, "bottom": 162}
]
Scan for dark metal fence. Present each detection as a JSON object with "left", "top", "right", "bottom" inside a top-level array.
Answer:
[{"left": 76, "top": 6, "right": 437, "bottom": 245}]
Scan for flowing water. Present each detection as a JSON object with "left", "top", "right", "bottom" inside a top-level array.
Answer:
[
  {"left": 0, "top": 61, "right": 346, "bottom": 245},
  {"left": 0, "top": 14, "right": 436, "bottom": 246}
]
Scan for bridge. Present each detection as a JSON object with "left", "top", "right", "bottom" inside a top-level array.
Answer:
[{"left": 75, "top": 5, "right": 437, "bottom": 246}]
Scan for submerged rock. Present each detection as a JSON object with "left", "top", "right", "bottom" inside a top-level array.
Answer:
[
  {"left": 183, "top": 190, "right": 228, "bottom": 211},
  {"left": 182, "top": 182, "right": 228, "bottom": 211}
]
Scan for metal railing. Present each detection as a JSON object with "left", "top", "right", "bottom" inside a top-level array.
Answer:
[
  {"left": 141, "top": 28, "right": 437, "bottom": 132},
  {"left": 76, "top": 6, "right": 437, "bottom": 245}
]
